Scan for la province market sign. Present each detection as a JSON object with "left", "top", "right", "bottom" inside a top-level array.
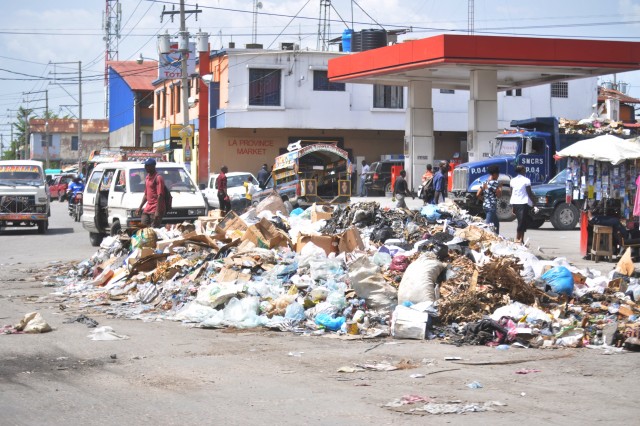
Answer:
[{"left": 227, "top": 138, "right": 274, "bottom": 155}]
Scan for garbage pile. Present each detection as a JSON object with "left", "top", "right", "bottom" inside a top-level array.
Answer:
[
  {"left": 43, "top": 193, "right": 640, "bottom": 350},
  {"left": 559, "top": 117, "right": 637, "bottom": 136}
]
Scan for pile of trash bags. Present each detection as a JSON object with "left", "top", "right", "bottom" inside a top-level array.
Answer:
[{"left": 44, "top": 194, "right": 640, "bottom": 351}]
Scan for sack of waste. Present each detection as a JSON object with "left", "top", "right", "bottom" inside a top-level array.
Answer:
[
  {"left": 541, "top": 266, "right": 574, "bottom": 296},
  {"left": 348, "top": 255, "right": 397, "bottom": 311},
  {"left": 398, "top": 255, "right": 446, "bottom": 305}
]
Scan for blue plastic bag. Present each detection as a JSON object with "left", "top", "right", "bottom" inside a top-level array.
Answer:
[
  {"left": 420, "top": 204, "right": 441, "bottom": 221},
  {"left": 290, "top": 208, "right": 305, "bottom": 217},
  {"left": 284, "top": 302, "right": 306, "bottom": 321},
  {"left": 315, "top": 313, "right": 345, "bottom": 331},
  {"left": 541, "top": 266, "right": 574, "bottom": 296}
]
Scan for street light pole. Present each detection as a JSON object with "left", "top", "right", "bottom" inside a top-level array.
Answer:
[
  {"left": 44, "top": 89, "right": 50, "bottom": 170},
  {"left": 179, "top": 1, "right": 191, "bottom": 166}
]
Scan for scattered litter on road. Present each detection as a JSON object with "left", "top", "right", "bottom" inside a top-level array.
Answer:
[{"left": 87, "top": 326, "right": 130, "bottom": 341}]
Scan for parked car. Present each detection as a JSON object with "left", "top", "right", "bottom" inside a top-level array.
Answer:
[
  {"left": 364, "top": 159, "right": 404, "bottom": 195},
  {"left": 0, "top": 160, "right": 50, "bottom": 233},
  {"left": 530, "top": 168, "right": 581, "bottom": 230},
  {"left": 81, "top": 161, "right": 208, "bottom": 246},
  {"left": 203, "top": 172, "right": 258, "bottom": 210},
  {"left": 49, "top": 174, "right": 76, "bottom": 201}
]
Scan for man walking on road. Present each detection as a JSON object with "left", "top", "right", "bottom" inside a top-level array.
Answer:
[
  {"left": 477, "top": 165, "right": 502, "bottom": 234},
  {"left": 257, "top": 164, "right": 269, "bottom": 188},
  {"left": 136, "top": 158, "right": 167, "bottom": 228},
  {"left": 217, "top": 166, "right": 231, "bottom": 214},
  {"left": 433, "top": 163, "right": 447, "bottom": 204},
  {"left": 359, "top": 160, "right": 370, "bottom": 197},
  {"left": 392, "top": 170, "right": 410, "bottom": 209},
  {"left": 510, "top": 165, "right": 536, "bottom": 244}
]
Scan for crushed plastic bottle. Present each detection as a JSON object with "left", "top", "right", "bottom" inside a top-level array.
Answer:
[
  {"left": 466, "top": 381, "right": 483, "bottom": 389},
  {"left": 496, "top": 344, "right": 510, "bottom": 350}
]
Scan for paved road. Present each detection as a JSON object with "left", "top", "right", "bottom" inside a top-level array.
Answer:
[{"left": 1, "top": 197, "right": 634, "bottom": 425}]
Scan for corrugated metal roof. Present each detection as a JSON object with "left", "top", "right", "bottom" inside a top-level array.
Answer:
[
  {"left": 108, "top": 61, "right": 157, "bottom": 91},
  {"left": 29, "top": 118, "right": 109, "bottom": 133},
  {"left": 598, "top": 87, "right": 640, "bottom": 104}
]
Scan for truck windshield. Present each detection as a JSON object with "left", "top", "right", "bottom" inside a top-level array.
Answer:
[
  {"left": 548, "top": 168, "right": 568, "bottom": 185},
  {"left": 129, "top": 168, "right": 197, "bottom": 193},
  {"left": 0, "top": 165, "right": 44, "bottom": 185},
  {"left": 494, "top": 138, "right": 520, "bottom": 156}
]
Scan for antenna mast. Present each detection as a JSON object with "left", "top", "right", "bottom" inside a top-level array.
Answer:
[
  {"left": 103, "top": 0, "right": 122, "bottom": 117},
  {"left": 317, "top": 0, "right": 331, "bottom": 51},
  {"left": 468, "top": 0, "right": 474, "bottom": 35}
]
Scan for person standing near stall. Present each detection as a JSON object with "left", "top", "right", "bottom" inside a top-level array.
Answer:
[
  {"left": 359, "top": 160, "right": 370, "bottom": 197},
  {"left": 217, "top": 166, "right": 231, "bottom": 214},
  {"left": 510, "top": 165, "right": 536, "bottom": 244}
]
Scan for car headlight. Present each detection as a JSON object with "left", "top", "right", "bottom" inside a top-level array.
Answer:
[
  {"left": 537, "top": 196, "right": 548, "bottom": 205},
  {"left": 127, "top": 209, "right": 140, "bottom": 218},
  {"left": 188, "top": 209, "right": 206, "bottom": 216}
]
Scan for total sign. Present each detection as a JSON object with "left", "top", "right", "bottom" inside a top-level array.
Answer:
[{"left": 158, "top": 42, "right": 196, "bottom": 80}]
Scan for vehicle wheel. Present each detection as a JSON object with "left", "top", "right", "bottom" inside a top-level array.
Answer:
[
  {"left": 384, "top": 182, "right": 392, "bottom": 194},
  {"left": 89, "top": 232, "right": 103, "bottom": 247},
  {"left": 528, "top": 218, "right": 545, "bottom": 229},
  {"left": 496, "top": 194, "right": 515, "bottom": 222},
  {"left": 58, "top": 193, "right": 65, "bottom": 202},
  {"left": 110, "top": 221, "right": 121, "bottom": 237},
  {"left": 550, "top": 203, "right": 579, "bottom": 230},
  {"left": 37, "top": 221, "right": 48, "bottom": 234},
  {"left": 74, "top": 205, "right": 82, "bottom": 222}
]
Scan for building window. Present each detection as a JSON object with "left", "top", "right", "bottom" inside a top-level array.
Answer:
[
  {"left": 175, "top": 85, "right": 181, "bottom": 114},
  {"left": 551, "top": 82, "right": 568, "bottom": 98},
  {"left": 506, "top": 89, "right": 522, "bottom": 96},
  {"left": 71, "top": 136, "right": 78, "bottom": 151},
  {"left": 373, "top": 85, "right": 404, "bottom": 109},
  {"left": 170, "top": 88, "right": 175, "bottom": 115},
  {"left": 161, "top": 91, "right": 166, "bottom": 118},
  {"left": 249, "top": 69, "right": 282, "bottom": 106},
  {"left": 440, "top": 89, "right": 455, "bottom": 94},
  {"left": 313, "top": 70, "right": 345, "bottom": 91},
  {"left": 155, "top": 92, "right": 161, "bottom": 119},
  {"left": 41, "top": 134, "right": 52, "bottom": 147}
]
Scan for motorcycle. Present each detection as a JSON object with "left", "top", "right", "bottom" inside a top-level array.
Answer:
[{"left": 67, "top": 190, "right": 83, "bottom": 222}]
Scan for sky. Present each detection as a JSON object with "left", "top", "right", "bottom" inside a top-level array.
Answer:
[{"left": 0, "top": 0, "right": 639, "bottom": 138}]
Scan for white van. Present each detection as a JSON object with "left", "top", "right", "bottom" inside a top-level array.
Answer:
[
  {"left": 0, "top": 160, "right": 50, "bottom": 233},
  {"left": 81, "top": 161, "right": 208, "bottom": 246}
]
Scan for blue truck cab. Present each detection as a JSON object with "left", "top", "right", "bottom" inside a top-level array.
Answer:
[{"left": 451, "top": 117, "right": 565, "bottom": 221}]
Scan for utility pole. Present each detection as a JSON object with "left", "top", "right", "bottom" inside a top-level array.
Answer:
[
  {"left": 1, "top": 134, "right": 4, "bottom": 159},
  {"left": 44, "top": 89, "right": 50, "bottom": 170},
  {"left": 24, "top": 109, "right": 29, "bottom": 160},
  {"left": 50, "top": 61, "right": 83, "bottom": 175},
  {"left": 78, "top": 61, "right": 83, "bottom": 176},
  {"left": 22, "top": 89, "right": 49, "bottom": 169},
  {"left": 11, "top": 123, "right": 15, "bottom": 159},
  {"left": 161, "top": 0, "right": 202, "bottom": 169}
]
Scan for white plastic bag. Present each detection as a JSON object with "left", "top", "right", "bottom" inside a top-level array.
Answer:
[{"left": 397, "top": 255, "right": 445, "bottom": 305}]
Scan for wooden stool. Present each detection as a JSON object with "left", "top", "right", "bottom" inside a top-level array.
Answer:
[{"left": 590, "top": 225, "right": 613, "bottom": 262}]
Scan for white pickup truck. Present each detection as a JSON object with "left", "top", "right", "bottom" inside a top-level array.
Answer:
[{"left": 0, "top": 160, "right": 50, "bottom": 233}]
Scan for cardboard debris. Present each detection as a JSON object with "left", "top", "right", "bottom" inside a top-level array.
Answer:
[
  {"left": 242, "top": 217, "right": 292, "bottom": 249},
  {"left": 296, "top": 234, "right": 339, "bottom": 256},
  {"left": 311, "top": 203, "right": 334, "bottom": 222}
]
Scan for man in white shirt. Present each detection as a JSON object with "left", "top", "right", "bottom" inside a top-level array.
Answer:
[
  {"left": 359, "top": 160, "right": 370, "bottom": 197},
  {"left": 510, "top": 165, "right": 536, "bottom": 244}
]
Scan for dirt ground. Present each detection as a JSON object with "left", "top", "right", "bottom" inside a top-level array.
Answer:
[{"left": 1, "top": 264, "right": 639, "bottom": 426}]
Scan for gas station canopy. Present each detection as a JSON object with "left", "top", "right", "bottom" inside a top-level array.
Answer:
[{"left": 328, "top": 34, "right": 640, "bottom": 90}]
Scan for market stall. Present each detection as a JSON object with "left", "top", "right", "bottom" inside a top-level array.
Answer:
[{"left": 555, "top": 135, "right": 640, "bottom": 258}]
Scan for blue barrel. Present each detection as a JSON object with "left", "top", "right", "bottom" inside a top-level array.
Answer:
[{"left": 342, "top": 29, "right": 353, "bottom": 52}]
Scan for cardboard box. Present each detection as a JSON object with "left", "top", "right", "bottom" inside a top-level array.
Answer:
[
  {"left": 311, "top": 203, "right": 334, "bottom": 223},
  {"left": 242, "top": 218, "right": 291, "bottom": 249},
  {"left": 296, "top": 234, "right": 339, "bottom": 256},
  {"left": 216, "top": 210, "right": 248, "bottom": 234},
  {"left": 338, "top": 227, "right": 364, "bottom": 253}
]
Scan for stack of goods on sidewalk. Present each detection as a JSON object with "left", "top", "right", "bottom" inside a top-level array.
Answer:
[{"left": 43, "top": 193, "right": 640, "bottom": 351}]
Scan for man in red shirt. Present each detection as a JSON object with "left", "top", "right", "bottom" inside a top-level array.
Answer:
[
  {"left": 136, "top": 158, "right": 166, "bottom": 227},
  {"left": 217, "top": 165, "right": 231, "bottom": 214}
]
